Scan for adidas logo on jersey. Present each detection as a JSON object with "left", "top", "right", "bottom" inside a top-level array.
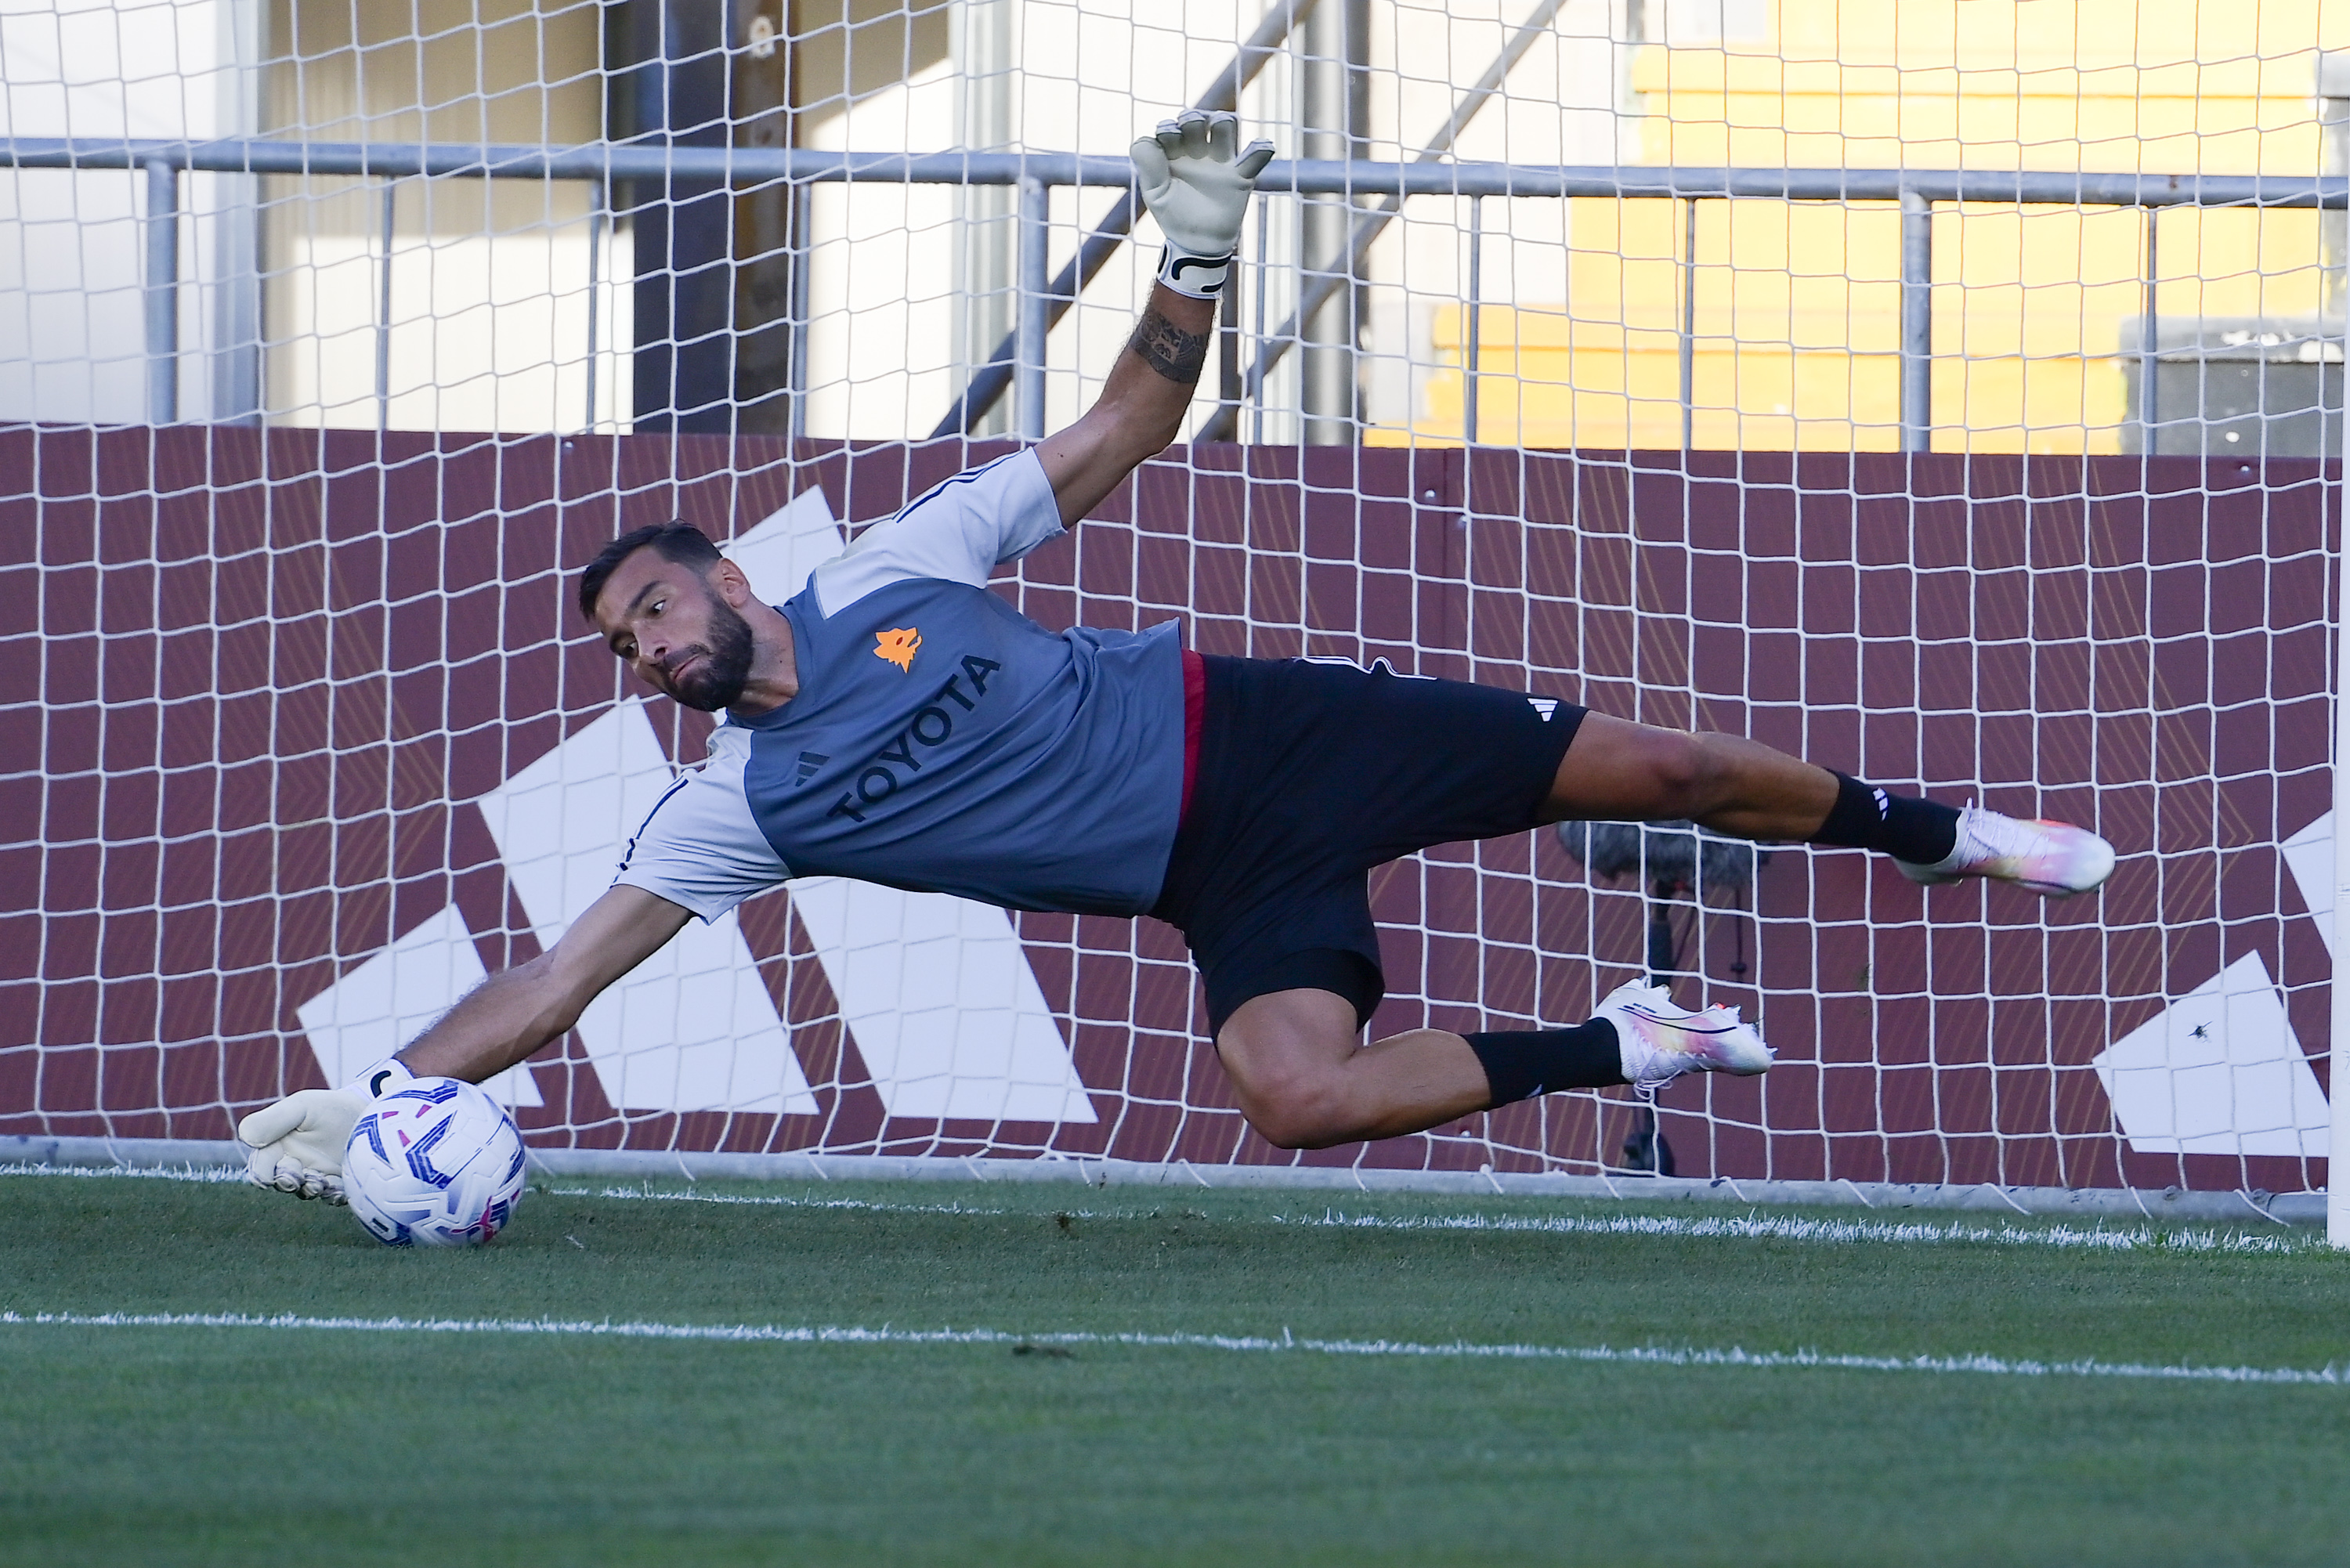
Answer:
[
  {"left": 794, "top": 750, "right": 830, "bottom": 786},
  {"left": 1527, "top": 696, "right": 1560, "bottom": 721}
]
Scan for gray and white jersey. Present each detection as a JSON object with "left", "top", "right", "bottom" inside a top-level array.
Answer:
[{"left": 613, "top": 450, "right": 1187, "bottom": 920}]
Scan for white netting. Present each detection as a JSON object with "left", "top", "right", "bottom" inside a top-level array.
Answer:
[{"left": 2, "top": 0, "right": 2344, "bottom": 1192}]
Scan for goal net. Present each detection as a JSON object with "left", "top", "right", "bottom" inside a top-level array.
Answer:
[{"left": 2, "top": 0, "right": 2343, "bottom": 1199}]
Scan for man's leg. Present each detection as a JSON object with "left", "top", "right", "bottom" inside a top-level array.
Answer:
[
  {"left": 1214, "top": 717, "right": 1884, "bottom": 1151},
  {"left": 1213, "top": 710, "right": 2112, "bottom": 1151},
  {"left": 1216, "top": 989, "right": 1494, "bottom": 1150},
  {"left": 1217, "top": 985, "right": 1759, "bottom": 1150},
  {"left": 1536, "top": 713, "right": 1839, "bottom": 837},
  {"left": 1537, "top": 711, "right": 2114, "bottom": 893}
]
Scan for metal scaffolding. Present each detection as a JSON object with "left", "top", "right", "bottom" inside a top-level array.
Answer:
[{"left": 11, "top": 135, "right": 2348, "bottom": 443}]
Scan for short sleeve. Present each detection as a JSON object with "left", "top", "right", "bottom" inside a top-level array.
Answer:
[
  {"left": 610, "top": 740, "right": 790, "bottom": 922},
  {"left": 808, "top": 449, "right": 1064, "bottom": 618}
]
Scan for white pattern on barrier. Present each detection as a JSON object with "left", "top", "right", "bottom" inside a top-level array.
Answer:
[
  {"left": 477, "top": 702, "right": 819, "bottom": 1116},
  {"left": 2282, "top": 811, "right": 2334, "bottom": 957},
  {"left": 296, "top": 906, "right": 540, "bottom": 1107},
  {"left": 2092, "top": 952, "right": 2328, "bottom": 1158}
]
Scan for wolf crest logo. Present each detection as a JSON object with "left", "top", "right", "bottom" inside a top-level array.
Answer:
[{"left": 873, "top": 627, "right": 922, "bottom": 672}]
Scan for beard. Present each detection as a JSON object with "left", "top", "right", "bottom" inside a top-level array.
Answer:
[{"left": 663, "top": 595, "right": 755, "bottom": 711}]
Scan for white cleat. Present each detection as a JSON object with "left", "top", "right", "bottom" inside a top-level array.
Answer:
[
  {"left": 1593, "top": 981, "right": 1775, "bottom": 1093},
  {"left": 1892, "top": 804, "right": 2116, "bottom": 898}
]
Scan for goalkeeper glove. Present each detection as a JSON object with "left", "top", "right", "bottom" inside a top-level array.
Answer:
[
  {"left": 1130, "top": 110, "right": 1275, "bottom": 299},
  {"left": 237, "top": 1056, "right": 415, "bottom": 1204}
]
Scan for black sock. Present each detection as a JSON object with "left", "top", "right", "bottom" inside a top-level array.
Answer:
[
  {"left": 1465, "top": 1020, "right": 1624, "bottom": 1107},
  {"left": 1809, "top": 772, "right": 1960, "bottom": 865}
]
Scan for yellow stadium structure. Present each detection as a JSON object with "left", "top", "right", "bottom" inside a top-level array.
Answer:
[{"left": 1419, "top": 0, "right": 2350, "bottom": 452}]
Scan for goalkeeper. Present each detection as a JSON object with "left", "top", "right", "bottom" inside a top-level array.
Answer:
[{"left": 241, "top": 113, "right": 2115, "bottom": 1198}]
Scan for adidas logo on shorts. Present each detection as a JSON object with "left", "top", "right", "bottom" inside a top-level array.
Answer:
[{"left": 1527, "top": 696, "right": 1560, "bottom": 721}]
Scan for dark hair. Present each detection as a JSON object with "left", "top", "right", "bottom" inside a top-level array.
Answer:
[{"left": 576, "top": 522, "right": 725, "bottom": 623}]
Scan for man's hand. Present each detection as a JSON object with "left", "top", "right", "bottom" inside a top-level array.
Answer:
[
  {"left": 1130, "top": 110, "right": 1274, "bottom": 298},
  {"left": 235, "top": 891, "right": 685, "bottom": 1210},
  {"left": 239, "top": 1057, "right": 416, "bottom": 1203},
  {"left": 1035, "top": 114, "right": 1274, "bottom": 521},
  {"left": 238, "top": 1084, "right": 370, "bottom": 1203}
]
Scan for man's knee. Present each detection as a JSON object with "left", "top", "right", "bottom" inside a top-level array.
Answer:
[
  {"left": 1636, "top": 729, "right": 1716, "bottom": 816},
  {"left": 1238, "top": 1075, "right": 1360, "bottom": 1150},
  {"left": 1217, "top": 989, "right": 1370, "bottom": 1149},
  {"left": 1547, "top": 713, "right": 1735, "bottom": 823}
]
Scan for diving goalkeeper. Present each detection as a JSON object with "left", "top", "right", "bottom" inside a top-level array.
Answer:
[{"left": 240, "top": 113, "right": 2114, "bottom": 1198}]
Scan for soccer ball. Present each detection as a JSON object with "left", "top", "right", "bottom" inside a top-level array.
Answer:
[{"left": 343, "top": 1078, "right": 527, "bottom": 1248}]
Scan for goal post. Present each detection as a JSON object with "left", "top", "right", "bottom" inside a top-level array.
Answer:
[{"left": 2334, "top": 309, "right": 2350, "bottom": 1250}]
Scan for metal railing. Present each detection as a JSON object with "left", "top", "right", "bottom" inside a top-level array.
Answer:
[{"left": 8, "top": 133, "right": 2349, "bottom": 443}]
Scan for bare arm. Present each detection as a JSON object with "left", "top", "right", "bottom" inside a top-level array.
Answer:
[
  {"left": 1033, "top": 284, "right": 1217, "bottom": 526},
  {"left": 398, "top": 885, "right": 691, "bottom": 1083}
]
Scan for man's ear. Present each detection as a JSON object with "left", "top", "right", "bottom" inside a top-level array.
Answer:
[{"left": 709, "top": 557, "right": 754, "bottom": 604}]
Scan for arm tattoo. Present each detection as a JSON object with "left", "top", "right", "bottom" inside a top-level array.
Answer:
[{"left": 1127, "top": 309, "right": 1211, "bottom": 385}]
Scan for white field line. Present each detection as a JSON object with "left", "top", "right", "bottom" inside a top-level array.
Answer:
[
  {"left": 5, "top": 1162, "right": 2323, "bottom": 1255},
  {"left": 2, "top": 1310, "right": 2341, "bottom": 1387},
  {"left": 534, "top": 1183, "right": 2321, "bottom": 1256},
  {"left": 1, "top": 1162, "right": 248, "bottom": 1184},
  {"left": 1271, "top": 1208, "right": 2321, "bottom": 1255}
]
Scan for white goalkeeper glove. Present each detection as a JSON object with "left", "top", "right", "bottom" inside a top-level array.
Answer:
[
  {"left": 237, "top": 1056, "right": 415, "bottom": 1204},
  {"left": 1130, "top": 110, "right": 1275, "bottom": 299}
]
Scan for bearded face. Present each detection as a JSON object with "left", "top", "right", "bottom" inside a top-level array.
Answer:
[{"left": 660, "top": 587, "right": 756, "bottom": 711}]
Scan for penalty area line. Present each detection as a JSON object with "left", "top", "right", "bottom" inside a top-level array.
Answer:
[{"left": 2, "top": 1311, "right": 2344, "bottom": 1387}]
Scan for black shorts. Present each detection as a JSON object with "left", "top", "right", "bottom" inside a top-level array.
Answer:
[{"left": 1149, "top": 655, "right": 1586, "bottom": 1037}]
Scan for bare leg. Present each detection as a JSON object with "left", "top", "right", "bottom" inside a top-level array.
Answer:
[
  {"left": 1539, "top": 711, "right": 1836, "bottom": 840},
  {"left": 1206, "top": 714, "right": 2102, "bottom": 1148},
  {"left": 1213, "top": 718, "right": 1835, "bottom": 1150},
  {"left": 1215, "top": 989, "right": 1489, "bottom": 1150}
]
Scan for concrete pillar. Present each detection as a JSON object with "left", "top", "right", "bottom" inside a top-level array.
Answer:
[{"left": 1298, "top": 0, "right": 1366, "bottom": 443}]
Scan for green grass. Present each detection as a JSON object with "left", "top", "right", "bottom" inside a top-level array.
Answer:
[{"left": 5, "top": 1169, "right": 2350, "bottom": 1566}]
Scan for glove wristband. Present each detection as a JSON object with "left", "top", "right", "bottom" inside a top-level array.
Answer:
[
  {"left": 354, "top": 1055, "right": 418, "bottom": 1100},
  {"left": 1157, "top": 246, "right": 1235, "bottom": 300}
]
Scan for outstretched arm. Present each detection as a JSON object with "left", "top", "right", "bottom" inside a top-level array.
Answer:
[
  {"left": 238, "top": 886, "right": 690, "bottom": 1200},
  {"left": 1035, "top": 285, "right": 1216, "bottom": 525},
  {"left": 1034, "top": 111, "right": 1273, "bottom": 526},
  {"left": 400, "top": 885, "right": 690, "bottom": 1082}
]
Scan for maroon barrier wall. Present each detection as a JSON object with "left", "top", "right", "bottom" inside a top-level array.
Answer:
[{"left": 0, "top": 425, "right": 2334, "bottom": 1191}]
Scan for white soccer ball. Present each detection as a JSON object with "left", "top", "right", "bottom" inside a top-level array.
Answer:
[{"left": 343, "top": 1078, "right": 527, "bottom": 1248}]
